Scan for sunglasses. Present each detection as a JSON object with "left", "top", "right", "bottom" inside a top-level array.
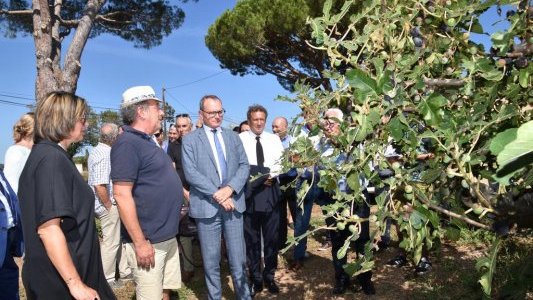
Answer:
[{"left": 176, "top": 113, "right": 190, "bottom": 118}]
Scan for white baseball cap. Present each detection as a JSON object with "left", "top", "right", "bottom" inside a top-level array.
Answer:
[{"left": 121, "top": 85, "right": 161, "bottom": 107}]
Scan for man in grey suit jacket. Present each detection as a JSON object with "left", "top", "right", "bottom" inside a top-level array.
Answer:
[{"left": 182, "top": 95, "right": 251, "bottom": 300}]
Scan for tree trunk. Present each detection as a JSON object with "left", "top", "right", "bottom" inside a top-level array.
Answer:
[{"left": 32, "top": 0, "right": 105, "bottom": 102}]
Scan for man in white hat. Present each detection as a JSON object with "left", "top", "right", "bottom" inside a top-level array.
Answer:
[{"left": 111, "top": 86, "right": 184, "bottom": 300}]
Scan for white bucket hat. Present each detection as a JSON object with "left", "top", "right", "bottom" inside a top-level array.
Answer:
[{"left": 121, "top": 85, "right": 161, "bottom": 107}]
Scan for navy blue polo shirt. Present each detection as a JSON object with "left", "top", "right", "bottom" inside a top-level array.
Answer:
[{"left": 111, "top": 125, "right": 183, "bottom": 243}]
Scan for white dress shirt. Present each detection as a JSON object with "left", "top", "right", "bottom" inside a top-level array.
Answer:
[
  {"left": 203, "top": 125, "right": 228, "bottom": 183},
  {"left": 239, "top": 130, "right": 284, "bottom": 177}
]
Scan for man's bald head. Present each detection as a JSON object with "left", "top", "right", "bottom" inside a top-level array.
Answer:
[
  {"left": 272, "top": 116, "right": 288, "bottom": 139},
  {"left": 100, "top": 123, "right": 119, "bottom": 145}
]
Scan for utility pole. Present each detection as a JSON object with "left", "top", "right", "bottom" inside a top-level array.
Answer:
[{"left": 162, "top": 87, "right": 167, "bottom": 135}]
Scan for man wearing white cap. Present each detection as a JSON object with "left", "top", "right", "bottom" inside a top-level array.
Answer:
[{"left": 111, "top": 86, "right": 184, "bottom": 300}]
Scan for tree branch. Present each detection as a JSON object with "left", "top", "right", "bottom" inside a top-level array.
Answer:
[
  {"left": 423, "top": 77, "right": 465, "bottom": 87},
  {"left": 0, "top": 9, "right": 32, "bottom": 15},
  {"left": 425, "top": 201, "right": 491, "bottom": 230},
  {"left": 62, "top": 0, "right": 106, "bottom": 92}
]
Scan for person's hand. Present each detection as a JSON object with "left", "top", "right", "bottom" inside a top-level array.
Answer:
[
  {"left": 213, "top": 186, "right": 233, "bottom": 203},
  {"left": 134, "top": 239, "right": 155, "bottom": 269},
  {"left": 104, "top": 202, "right": 112, "bottom": 211},
  {"left": 219, "top": 197, "right": 235, "bottom": 212},
  {"left": 68, "top": 278, "right": 100, "bottom": 300},
  {"left": 264, "top": 177, "right": 274, "bottom": 187}
]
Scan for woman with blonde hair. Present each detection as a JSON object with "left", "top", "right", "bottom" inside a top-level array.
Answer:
[
  {"left": 3, "top": 113, "right": 34, "bottom": 193},
  {"left": 18, "top": 92, "right": 115, "bottom": 300}
]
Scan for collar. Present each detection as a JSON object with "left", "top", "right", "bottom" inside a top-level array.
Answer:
[
  {"left": 122, "top": 125, "right": 153, "bottom": 141},
  {"left": 203, "top": 125, "right": 223, "bottom": 134}
]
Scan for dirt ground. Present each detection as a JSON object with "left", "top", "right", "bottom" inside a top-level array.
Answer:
[{"left": 17, "top": 205, "right": 533, "bottom": 299}]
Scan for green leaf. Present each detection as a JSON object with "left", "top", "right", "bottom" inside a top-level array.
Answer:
[
  {"left": 346, "top": 172, "right": 361, "bottom": 193},
  {"left": 476, "top": 238, "right": 502, "bottom": 297},
  {"left": 418, "top": 93, "right": 447, "bottom": 126},
  {"left": 353, "top": 109, "right": 381, "bottom": 141},
  {"left": 445, "top": 227, "right": 461, "bottom": 241},
  {"left": 519, "top": 69, "right": 529, "bottom": 88},
  {"left": 387, "top": 117, "right": 405, "bottom": 141},
  {"left": 346, "top": 69, "right": 379, "bottom": 99},
  {"left": 496, "top": 121, "right": 533, "bottom": 176},
  {"left": 489, "top": 128, "right": 517, "bottom": 156}
]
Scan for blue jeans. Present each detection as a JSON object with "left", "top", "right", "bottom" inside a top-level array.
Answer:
[{"left": 293, "top": 181, "right": 320, "bottom": 262}]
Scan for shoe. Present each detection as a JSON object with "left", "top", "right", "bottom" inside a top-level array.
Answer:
[
  {"left": 182, "top": 270, "right": 194, "bottom": 283},
  {"left": 107, "top": 280, "right": 124, "bottom": 289},
  {"left": 332, "top": 277, "right": 350, "bottom": 295},
  {"left": 250, "top": 281, "right": 263, "bottom": 298},
  {"left": 386, "top": 254, "right": 407, "bottom": 268},
  {"left": 318, "top": 241, "right": 332, "bottom": 251},
  {"left": 289, "top": 261, "right": 304, "bottom": 271},
  {"left": 414, "top": 256, "right": 432, "bottom": 276},
  {"left": 265, "top": 280, "right": 280, "bottom": 294},
  {"left": 361, "top": 280, "right": 376, "bottom": 295},
  {"left": 377, "top": 236, "right": 390, "bottom": 250}
]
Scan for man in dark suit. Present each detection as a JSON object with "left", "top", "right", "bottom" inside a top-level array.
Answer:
[
  {"left": 239, "top": 105, "right": 284, "bottom": 297},
  {"left": 0, "top": 170, "right": 24, "bottom": 300},
  {"left": 182, "top": 95, "right": 251, "bottom": 300}
]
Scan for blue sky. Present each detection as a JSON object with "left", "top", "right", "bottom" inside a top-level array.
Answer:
[
  {"left": 0, "top": 1, "right": 511, "bottom": 164},
  {"left": 0, "top": 0, "right": 299, "bottom": 163}
]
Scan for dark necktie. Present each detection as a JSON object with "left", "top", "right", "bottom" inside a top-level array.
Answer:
[
  {"left": 256, "top": 136, "right": 264, "bottom": 167},
  {"left": 211, "top": 129, "right": 228, "bottom": 183},
  {"left": 0, "top": 173, "right": 17, "bottom": 226}
]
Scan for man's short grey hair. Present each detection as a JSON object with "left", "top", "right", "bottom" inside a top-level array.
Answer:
[
  {"left": 120, "top": 101, "right": 149, "bottom": 125},
  {"left": 100, "top": 123, "right": 119, "bottom": 144},
  {"left": 325, "top": 108, "right": 344, "bottom": 120},
  {"left": 199, "top": 95, "right": 221, "bottom": 111}
]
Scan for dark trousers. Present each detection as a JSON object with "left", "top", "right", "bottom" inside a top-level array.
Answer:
[
  {"left": 325, "top": 201, "right": 372, "bottom": 284},
  {"left": 244, "top": 209, "right": 280, "bottom": 283},
  {"left": 278, "top": 186, "right": 297, "bottom": 249},
  {"left": 0, "top": 229, "right": 20, "bottom": 300}
]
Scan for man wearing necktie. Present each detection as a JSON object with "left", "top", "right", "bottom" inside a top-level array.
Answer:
[
  {"left": 239, "top": 105, "right": 284, "bottom": 297},
  {"left": 0, "top": 170, "right": 24, "bottom": 300},
  {"left": 182, "top": 95, "right": 251, "bottom": 300}
]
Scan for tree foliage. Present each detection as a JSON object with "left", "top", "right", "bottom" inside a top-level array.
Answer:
[
  {"left": 0, "top": 0, "right": 191, "bottom": 101},
  {"left": 284, "top": 0, "right": 532, "bottom": 296},
  {"left": 205, "top": 0, "right": 362, "bottom": 91}
]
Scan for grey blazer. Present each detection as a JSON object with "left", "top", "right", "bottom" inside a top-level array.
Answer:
[{"left": 182, "top": 127, "right": 249, "bottom": 218}]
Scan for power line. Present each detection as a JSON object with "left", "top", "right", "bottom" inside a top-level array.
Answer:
[
  {"left": 0, "top": 93, "right": 35, "bottom": 102},
  {"left": 0, "top": 99, "right": 33, "bottom": 108},
  {"left": 165, "top": 90, "right": 194, "bottom": 114},
  {"left": 166, "top": 70, "right": 227, "bottom": 89}
]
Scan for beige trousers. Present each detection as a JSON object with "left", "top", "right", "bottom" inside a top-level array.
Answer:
[
  {"left": 98, "top": 205, "right": 130, "bottom": 281},
  {"left": 125, "top": 238, "right": 181, "bottom": 300}
]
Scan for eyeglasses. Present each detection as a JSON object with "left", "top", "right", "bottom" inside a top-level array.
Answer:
[
  {"left": 202, "top": 109, "right": 225, "bottom": 118},
  {"left": 176, "top": 113, "right": 190, "bottom": 118},
  {"left": 154, "top": 132, "right": 162, "bottom": 138}
]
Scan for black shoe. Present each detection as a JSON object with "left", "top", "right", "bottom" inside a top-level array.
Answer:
[
  {"left": 265, "top": 280, "right": 280, "bottom": 294},
  {"left": 332, "top": 277, "right": 350, "bottom": 295},
  {"left": 386, "top": 254, "right": 407, "bottom": 268},
  {"left": 361, "top": 280, "right": 376, "bottom": 295},
  {"left": 250, "top": 281, "right": 263, "bottom": 298},
  {"left": 414, "top": 256, "right": 432, "bottom": 276}
]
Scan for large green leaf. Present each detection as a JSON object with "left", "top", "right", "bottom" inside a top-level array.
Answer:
[
  {"left": 496, "top": 121, "right": 533, "bottom": 177},
  {"left": 489, "top": 128, "right": 517, "bottom": 156},
  {"left": 346, "top": 69, "right": 379, "bottom": 100},
  {"left": 418, "top": 93, "right": 447, "bottom": 126}
]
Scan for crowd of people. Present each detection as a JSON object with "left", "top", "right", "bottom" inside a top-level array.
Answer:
[{"left": 0, "top": 85, "right": 436, "bottom": 300}]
